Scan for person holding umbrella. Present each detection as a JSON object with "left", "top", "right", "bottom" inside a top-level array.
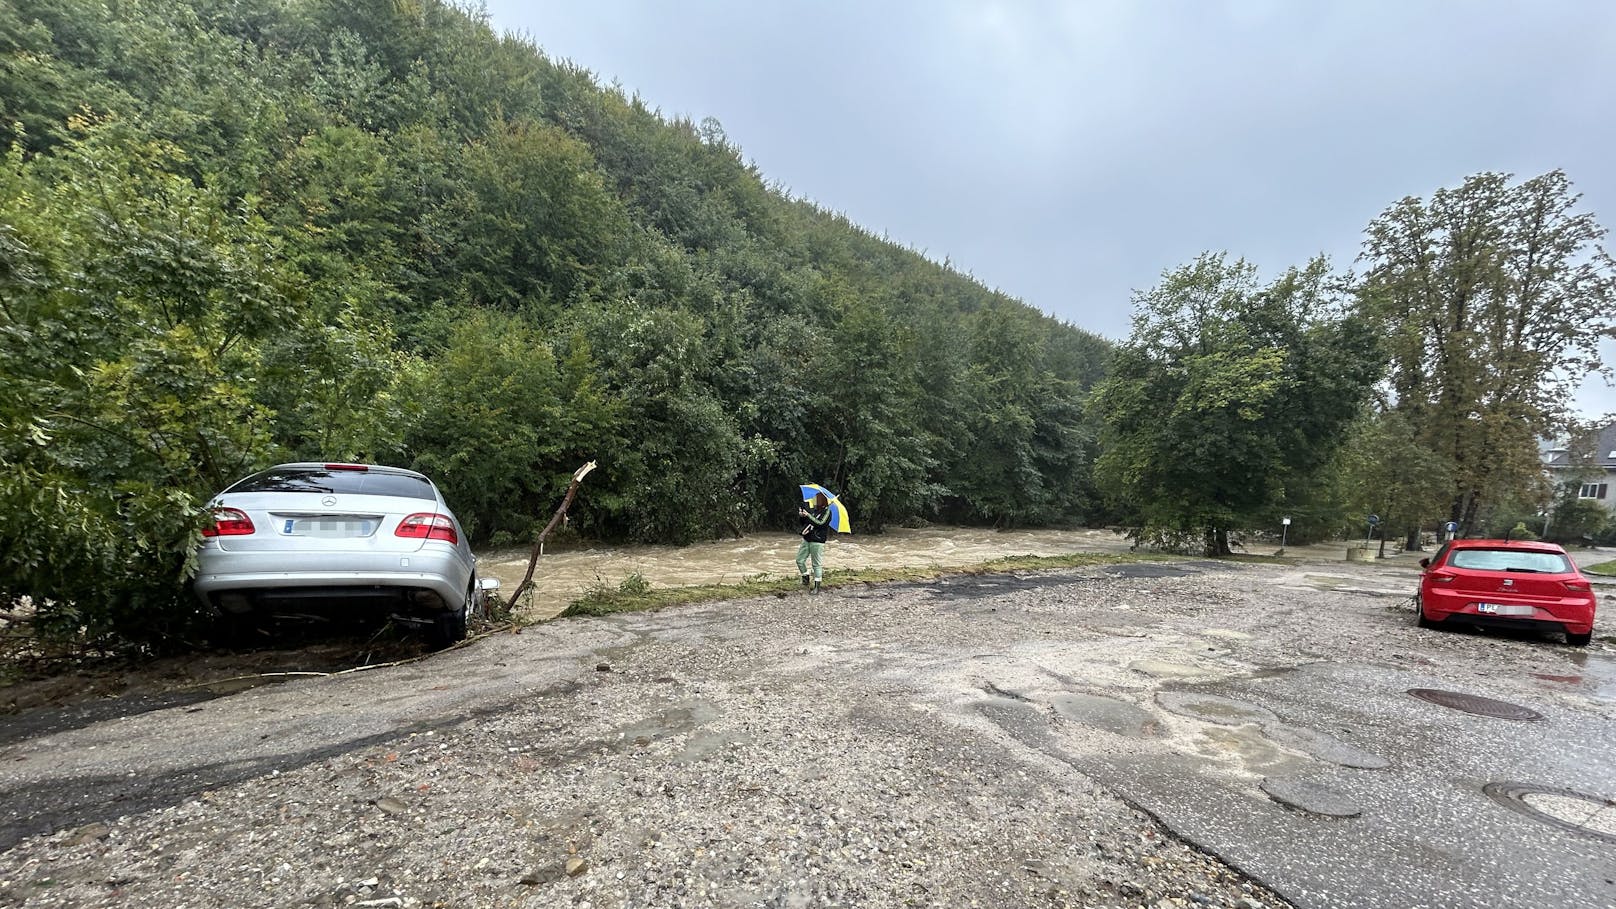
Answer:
[{"left": 797, "top": 491, "right": 832, "bottom": 594}]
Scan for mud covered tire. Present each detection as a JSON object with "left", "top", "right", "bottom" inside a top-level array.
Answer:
[
  {"left": 1566, "top": 630, "right": 1592, "bottom": 647},
  {"left": 426, "top": 586, "right": 472, "bottom": 650}
]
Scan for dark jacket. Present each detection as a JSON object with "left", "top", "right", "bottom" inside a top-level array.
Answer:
[{"left": 800, "top": 505, "right": 830, "bottom": 543}]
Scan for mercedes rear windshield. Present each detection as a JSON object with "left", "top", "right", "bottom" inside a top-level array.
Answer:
[{"left": 224, "top": 467, "right": 435, "bottom": 500}]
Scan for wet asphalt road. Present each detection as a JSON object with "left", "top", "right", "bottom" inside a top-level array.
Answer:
[
  {"left": 1085, "top": 660, "right": 1616, "bottom": 908},
  {"left": 2, "top": 558, "right": 1614, "bottom": 908}
]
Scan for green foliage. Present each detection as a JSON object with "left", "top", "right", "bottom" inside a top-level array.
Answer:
[
  {"left": 395, "top": 310, "right": 617, "bottom": 541},
  {"left": 1549, "top": 502, "right": 1609, "bottom": 543},
  {"left": 1092, "top": 254, "right": 1383, "bottom": 555},
  {"left": 1543, "top": 492, "right": 1610, "bottom": 545},
  {"left": 1360, "top": 170, "right": 1616, "bottom": 532},
  {"left": 0, "top": 120, "right": 288, "bottom": 646},
  {"left": 0, "top": 0, "right": 1110, "bottom": 650},
  {"left": 439, "top": 120, "right": 629, "bottom": 312},
  {"left": 1330, "top": 409, "right": 1453, "bottom": 547}
]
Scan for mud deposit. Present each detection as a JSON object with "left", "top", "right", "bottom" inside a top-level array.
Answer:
[{"left": 479, "top": 525, "right": 1143, "bottom": 619}]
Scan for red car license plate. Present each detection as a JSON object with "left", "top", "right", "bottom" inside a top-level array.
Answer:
[{"left": 1474, "top": 603, "right": 1534, "bottom": 616}]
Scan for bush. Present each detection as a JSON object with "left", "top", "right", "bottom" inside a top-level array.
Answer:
[{"left": 1543, "top": 499, "right": 1610, "bottom": 545}]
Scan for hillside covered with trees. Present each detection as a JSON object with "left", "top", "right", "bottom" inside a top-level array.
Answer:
[{"left": 0, "top": 0, "right": 1111, "bottom": 642}]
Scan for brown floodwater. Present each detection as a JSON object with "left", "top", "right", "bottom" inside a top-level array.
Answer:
[{"left": 478, "top": 525, "right": 1144, "bottom": 619}]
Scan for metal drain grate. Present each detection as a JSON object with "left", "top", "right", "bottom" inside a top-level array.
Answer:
[
  {"left": 1483, "top": 782, "right": 1616, "bottom": 844},
  {"left": 1407, "top": 688, "right": 1543, "bottom": 721}
]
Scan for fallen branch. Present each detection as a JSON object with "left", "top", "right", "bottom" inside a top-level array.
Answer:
[{"left": 508, "top": 460, "right": 597, "bottom": 608}]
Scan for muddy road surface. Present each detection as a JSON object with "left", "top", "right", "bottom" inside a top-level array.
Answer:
[{"left": 2, "top": 559, "right": 1613, "bottom": 908}]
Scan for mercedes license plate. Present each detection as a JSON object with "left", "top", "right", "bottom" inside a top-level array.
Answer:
[{"left": 283, "top": 518, "right": 373, "bottom": 537}]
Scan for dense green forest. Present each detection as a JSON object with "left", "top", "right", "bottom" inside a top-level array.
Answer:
[
  {"left": 0, "top": 0, "right": 1112, "bottom": 642},
  {"left": 3, "top": 0, "right": 1612, "bottom": 648}
]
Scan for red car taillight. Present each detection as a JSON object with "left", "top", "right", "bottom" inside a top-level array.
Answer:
[
  {"left": 1563, "top": 580, "right": 1591, "bottom": 593},
  {"left": 202, "top": 507, "right": 255, "bottom": 537},
  {"left": 1428, "top": 571, "right": 1457, "bottom": 584},
  {"left": 395, "top": 513, "right": 458, "bottom": 544}
]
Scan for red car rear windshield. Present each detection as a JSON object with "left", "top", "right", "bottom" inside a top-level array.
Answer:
[
  {"left": 1448, "top": 549, "right": 1571, "bottom": 573},
  {"left": 225, "top": 467, "right": 436, "bottom": 500}
]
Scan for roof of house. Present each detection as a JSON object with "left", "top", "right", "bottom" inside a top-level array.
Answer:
[{"left": 1544, "top": 422, "right": 1616, "bottom": 469}]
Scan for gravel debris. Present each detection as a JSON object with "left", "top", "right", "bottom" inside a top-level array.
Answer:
[{"left": 2, "top": 556, "right": 1609, "bottom": 908}]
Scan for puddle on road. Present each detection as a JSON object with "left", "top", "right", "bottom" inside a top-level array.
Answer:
[
  {"left": 1564, "top": 652, "right": 1616, "bottom": 703},
  {"left": 1156, "top": 691, "right": 1279, "bottom": 725},
  {"left": 1051, "top": 693, "right": 1160, "bottom": 738},
  {"left": 1195, "top": 726, "right": 1307, "bottom": 776},
  {"left": 927, "top": 572, "right": 1094, "bottom": 603}
]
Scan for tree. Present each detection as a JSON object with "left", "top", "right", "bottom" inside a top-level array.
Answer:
[
  {"left": 0, "top": 122, "right": 290, "bottom": 645},
  {"left": 1331, "top": 409, "right": 1453, "bottom": 552},
  {"left": 395, "top": 310, "right": 617, "bottom": 542},
  {"left": 1360, "top": 170, "right": 1616, "bottom": 533},
  {"left": 808, "top": 291, "right": 936, "bottom": 531},
  {"left": 1092, "top": 254, "right": 1382, "bottom": 555}
]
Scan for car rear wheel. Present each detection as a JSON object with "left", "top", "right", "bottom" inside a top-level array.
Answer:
[
  {"left": 1415, "top": 596, "right": 1437, "bottom": 629},
  {"left": 426, "top": 584, "right": 472, "bottom": 650},
  {"left": 1566, "top": 630, "right": 1592, "bottom": 647}
]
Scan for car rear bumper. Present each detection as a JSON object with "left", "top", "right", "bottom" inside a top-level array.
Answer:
[
  {"left": 1420, "top": 590, "right": 1595, "bottom": 635},
  {"left": 194, "top": 548, "right": 470, "bottom": 614}
]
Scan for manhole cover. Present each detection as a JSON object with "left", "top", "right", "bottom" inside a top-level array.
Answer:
[
  {"left": 1407, "top": 688, "right": 1543, "bottom": 721},
  {"left": 1483, "top": 782, "right": 1616, "bottom": 844}
]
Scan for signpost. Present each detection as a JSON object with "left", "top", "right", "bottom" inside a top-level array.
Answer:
[
  {"left": 1280, "top": 516, "right": 1291, "bottom": 553},
  {"left": 1443, "top": 520, "right": 1458, "bottom": 541},
  {"left": 1365, "top": 513, "right": 1380, "bottom": 549}
]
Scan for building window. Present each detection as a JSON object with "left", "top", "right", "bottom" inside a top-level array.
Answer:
[{"left": 1580, "top": 483, "right": 1609, "bottom": 500}]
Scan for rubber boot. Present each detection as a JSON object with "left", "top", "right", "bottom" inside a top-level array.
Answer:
[
  {"left": 812, "top": 579, "right": 821, "bottom": 594},
  {"left": 801, "top": 574, "right": 811, "bottom": 588}
]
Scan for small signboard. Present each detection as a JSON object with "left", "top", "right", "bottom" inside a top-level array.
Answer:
[
  {"left": 1443, "top": 521, "right": 1459, "bottom": 533},
  {"left": 1367, "top": 514, "right": 1381, "bottom": 526}
]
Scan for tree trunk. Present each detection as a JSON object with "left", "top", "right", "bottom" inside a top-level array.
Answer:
[
  {"left": 1203, "top": 527, "right": 1231, "bottom": 557},
  {"left": 508, "top": 461, "right": 597, "bottom": 607},
  {"left": 1403, "top": 526, "right": 1423, "bottom": 552}
]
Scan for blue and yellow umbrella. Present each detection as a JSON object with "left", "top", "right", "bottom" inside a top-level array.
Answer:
[{"left": 799, "top": 483, "right": 852, "bottom": 533}]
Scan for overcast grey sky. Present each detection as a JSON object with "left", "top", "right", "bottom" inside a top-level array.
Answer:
[{"left": 479, "top": 0, "right": 1616, "bottom": 418}]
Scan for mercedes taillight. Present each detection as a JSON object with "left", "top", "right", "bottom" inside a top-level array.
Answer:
[
  {"left": 202, "top": 507, "right": 255, "bottom": 537},
  {"left": 395, "top": 513, "right": 458, "bottom": 544}
]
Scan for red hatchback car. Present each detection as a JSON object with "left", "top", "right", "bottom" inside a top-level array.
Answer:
[{"left": 1417, "top": 539, "right": 1598, "bottom": 646}]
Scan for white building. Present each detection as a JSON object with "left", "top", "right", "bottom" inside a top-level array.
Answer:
[{"left": 1543, "top": 422, "right": 1616, "bottom": 515}]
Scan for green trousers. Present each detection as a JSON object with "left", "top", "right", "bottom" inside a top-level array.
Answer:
[{"left": 795, "top": 541, "right": 825, "bottom": 581}]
